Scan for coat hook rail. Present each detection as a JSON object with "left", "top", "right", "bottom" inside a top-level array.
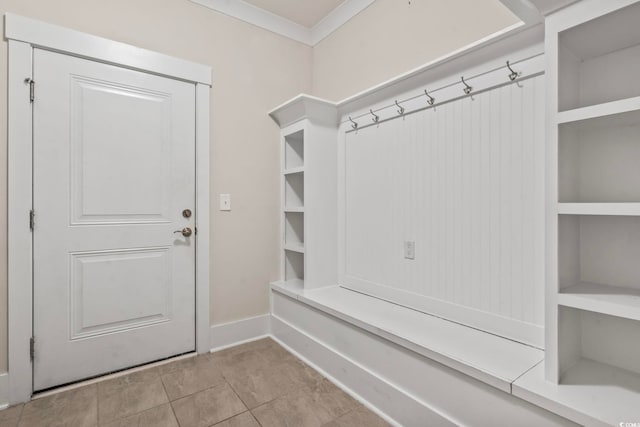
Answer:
[{"left": 341, "top": 53, "right": 543, "bottom": 130}]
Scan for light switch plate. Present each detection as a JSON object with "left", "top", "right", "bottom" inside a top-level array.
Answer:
[
  {"left": 404, "top": 241, "right": 415, "bottom": 260},
  {"left": 220, "top": 194, "right": 231, "bottom": 211}
]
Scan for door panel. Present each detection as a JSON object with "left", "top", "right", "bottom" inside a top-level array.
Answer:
[
  {"left": 70, "top": 76, "right": 173, "bottom": 224},
  {"left": 69, "top": 248, "right": 172, "bottom": 339},
  {"left": 33, "top": 48, "right": 196, "bottom": 391}
]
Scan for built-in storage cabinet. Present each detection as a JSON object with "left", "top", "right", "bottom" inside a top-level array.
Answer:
[
  {"left": 548, "top": 3, "right": 640, "bottom": 411},
  {"left": 282, "top": 128, "right": 306, "bottom": 281},
  {"left": 558, "top": 2, "right": 640, "bottom": 111},
  {"left": 270, "top": 96, "right": 338, "bottom": 290}
]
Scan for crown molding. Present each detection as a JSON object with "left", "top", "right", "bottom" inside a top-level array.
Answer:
[
  {"left": 190, "top": 0, "right": 375, "bottom": 46},
  {"left": 311, "top": 0, "right": 376, "bottom": 44},
  {"left": 498, "top": 0, "right": 581, "bottom": 22},
  {"left": 268, "top": 93, "right": 338, "bottom": 128}
]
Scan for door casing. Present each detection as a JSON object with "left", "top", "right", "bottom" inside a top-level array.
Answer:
[{"left": 6, "top": 13, "right": 212, "bottom": 404}]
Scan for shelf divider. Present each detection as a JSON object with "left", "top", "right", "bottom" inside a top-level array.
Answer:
[
  {"left": 284, "top": 207, "right": 304, "bottom": 213},
  {"left": 558, "top": 282, "right": 640, "bottom": 322},
  {"left": 284, "top": 243, "right": 305, "bottom": 254},
  {"left": 557, "top": 95, "right": 640, "bottom": 124},
  {"left": 283, "top": 166, "right": 304, "bottom": 175},
  {"left": 558, "top": 202, "right": 640, "bottom": 216}
]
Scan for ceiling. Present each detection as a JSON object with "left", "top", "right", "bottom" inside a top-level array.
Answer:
[
  {"left": 243, "top": 0, "right": 346, "bottom": 28},
  {"left": 192, "top": 0, "right": 556, "bottom": 47}
]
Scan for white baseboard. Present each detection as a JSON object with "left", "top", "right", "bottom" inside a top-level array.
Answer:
[
  {"left": 0, "top": 372, "right": 8, "bottom": 410},
  {"left": 209, "top": 314, "right": 271, "bottom": 352}
]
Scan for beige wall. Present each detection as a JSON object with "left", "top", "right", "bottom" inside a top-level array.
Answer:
[
  {"left": 0, "top": 0, "right": 521, "bottom": 376},
  {"left": 311, "top": 0, "right": 520, "bottom": 101},
  {"left": 0, "top": 0, "right": 313, "bottom": 372}
]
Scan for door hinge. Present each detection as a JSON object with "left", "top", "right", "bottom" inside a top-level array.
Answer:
[
  {"left": 25, "top": 78, "right": 35, "bottom": 103},
  {"left": 30, "top": 337, "right": 35, "bottom": 362},
  {"left": 29, "top": 210, "right": 35, "bottom": 231}
]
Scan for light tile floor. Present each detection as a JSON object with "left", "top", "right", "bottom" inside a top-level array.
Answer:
[{"left": 0, "top": 338, "right": 390, "bottom": 427}]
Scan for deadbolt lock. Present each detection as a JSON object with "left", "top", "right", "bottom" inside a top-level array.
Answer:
[
  {"left": 173, "top": 227, "right": 193, "bottom": 237},
  {"left": 182, "top": 209, "right": 192, "bottom": 218}
]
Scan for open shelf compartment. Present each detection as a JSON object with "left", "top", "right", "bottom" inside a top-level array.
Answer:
[
  {"left": 558, "top": 215, "right": 640, "bottom": 320},
  {"left": 558, "top": 108, "right": 640, "bottom": 203},
  {"left": 284, "top": 250, "right": 304, "bottom": 282},
  {"left": 284, "top": 173, "right": 304, "bottom": 208},
  {"left": 558, "top": 2, "right": 640, "bottom": 112},
  {"left": 284, "top": 129, "right": 304, "bottom": 169},
  {"left": 558, "top": 306, "right": 640, "bottom": 383},
  {"left": 284, "top": 212, "right": 304, "bottom": 246}
]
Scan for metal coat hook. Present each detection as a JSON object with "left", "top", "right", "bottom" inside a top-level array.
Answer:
[
  {"left": 348, "top": 116, "right": 358, "bottom": 130},
  {"left": 506, "top": 60, "right": 520, "bottom": 81},
  {"left": 395, "top": 100, "right": 405, "bottom": 115},
  {"left": 370, "top": 109, "right": 380, "bottom": 123},
  {"left": 461, "top": 76, "right": 473, "bottom": 95},
  {"left": 424, "top": 89, "right": 435, "bottom": 106}
]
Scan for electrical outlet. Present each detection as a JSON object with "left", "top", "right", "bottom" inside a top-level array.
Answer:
[
  {"left": 219, "top": 194, "right": 231, "bottom": 211},
  {"left": 404, "top": 241, "right": 415, "bottom": 260}
]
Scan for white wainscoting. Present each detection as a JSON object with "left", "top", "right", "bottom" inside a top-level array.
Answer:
[
  {"left": 342, "top": 74, "right": 546, "bottom": 347},
  {"left": 209, "top": 314, "right": 271, "bottom": 352}
]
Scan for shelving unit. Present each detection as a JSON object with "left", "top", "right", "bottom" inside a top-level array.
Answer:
[
  {"left": 547, "top": 4, "right": 640, "bottom": 413},
  {"left": 269, "top": 95, "right": 338, "bottom": 290},
  {"left": 282, "top": 128, "right": 306, "bottom": 282}
]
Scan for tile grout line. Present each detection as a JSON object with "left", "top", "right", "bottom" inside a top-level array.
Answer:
[
  {"left": 158, "top": 368, "right": 182, "bottom": 427},
  {"left": 97, "top": 370, "right": 169, "bottom": 425}
]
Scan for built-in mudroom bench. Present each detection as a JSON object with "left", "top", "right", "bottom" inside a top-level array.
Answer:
[{"left": 267, "top": 2, "right": 640, "bottom": 425}]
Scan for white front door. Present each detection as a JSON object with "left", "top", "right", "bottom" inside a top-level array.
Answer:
[{"left": 32, "top": 48, "right": 197, "bottom": 391}]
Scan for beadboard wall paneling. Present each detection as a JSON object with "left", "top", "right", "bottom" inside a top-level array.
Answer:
[{"left": 342, "top": 75, "right": 545, "bottom": 347}]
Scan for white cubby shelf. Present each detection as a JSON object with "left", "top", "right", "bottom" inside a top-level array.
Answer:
[
  {"left": 548, "top": 2, "right": 640, "bottom": 402},
  {"left": 558, "top": 107, "right": 640, "bottom": 204},
  {"left": 557, "top": 2, "right": 640, "bottom": 112},
  {"left": 558, "top": 215, "right": 640, "bottom": 317},
  {"left": 282, "top": 128, "right": 305, "bottom": 282},
  {"left": 270, "top": 95, "right": 338, "bottom": 290}
]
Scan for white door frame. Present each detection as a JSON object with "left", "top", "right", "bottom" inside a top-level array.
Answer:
[{"left": 5, "top": 13, "right": 212, "bottom": 404}]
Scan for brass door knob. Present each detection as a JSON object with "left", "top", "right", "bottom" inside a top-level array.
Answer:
[{"left": 173, "top": 227, "right": 193, "bottom": 237}]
